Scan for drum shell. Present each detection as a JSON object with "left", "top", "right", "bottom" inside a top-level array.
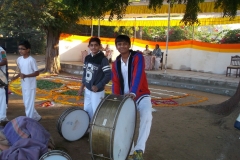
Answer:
[{"left": 90, "top": 94, "right": 136, "bottom": 160}]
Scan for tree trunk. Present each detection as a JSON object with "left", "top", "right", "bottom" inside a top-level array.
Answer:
[
  {"left": 44, "top": 27, "right": 61, "bottom": 74},
  {"left": 206, "top": 81, "right": 240, "bottom": 116}
]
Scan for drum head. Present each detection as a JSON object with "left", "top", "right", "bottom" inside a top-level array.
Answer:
[
  {"left": 57, "top": 107, "right": 89, "bottom": 141},
  {"left": 39, "top": 150, "right": 72, "bottom": 160},
  {"left": 113, "top": 98, "right": 136, "bottom": 160}
]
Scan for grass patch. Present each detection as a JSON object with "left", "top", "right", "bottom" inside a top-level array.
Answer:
[
  {"left": 37, "top": 80, "right": 63, "bottom": 90},
  {"left": 61, "top": 90, "right": 78, "bottom": 96}
]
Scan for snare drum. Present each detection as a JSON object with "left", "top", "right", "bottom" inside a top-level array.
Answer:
[
  {"left": 57, "top": 107, "right": 89, "bottom": 141},
  {"left": 39, "top": 150, "right": 72, "bottom": 160},
  {"left": 90, "top": 94, "right": 136, "bottom": 160}
]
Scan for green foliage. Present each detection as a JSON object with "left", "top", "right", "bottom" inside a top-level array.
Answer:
[
  {"left": 114, "top": 26, "right": 138, "bottom": 38},
  {"left": 148, "top": 0, "right": 239, "bottom": 25},
  {"left": 93, "top": 26, "right": 116, "bottom": 38},
  {"left": 180, "top": 0, "right": 204, "bottom": 26},
  {"left": 37, "top": 80, "right": 63, "bottom": 90},
  {"left": 15, "top": 31, "right": 46, "bottom": 54},
  {"left": 64, "top": 0, "right": 129, "bottom": 20},
  {"left": 61, "top": 90, "right": 78, "bottom": 96},
  {"left": 214, "top": 0, "right": 240, "bottom": 19},
  {"left": 192, "top": 25, "right": 234, "bottom": 43},
  {"left": 220, "top": 29, "right": 240, "bottom": 44},
  {"left": 142, "top": 26, "right": 192, "bottom": 42}
]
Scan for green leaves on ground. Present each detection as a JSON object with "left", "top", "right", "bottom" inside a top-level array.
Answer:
[
  {"left": 61, "top": 90, "right": 78, "bottom": 96},
  {"left": 37, "top": 80, "right": 63, "bottom": 90}
]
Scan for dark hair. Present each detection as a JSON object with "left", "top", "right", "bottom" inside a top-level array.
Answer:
[
  {"left": 19, "top": 40, "right": 31, "bottom": 49},
  {"left": 115, "top": 35, "right": 131, "bottom": 46},
  {"left": 89, "top": 37, "right": 101, "bottom": 45}
]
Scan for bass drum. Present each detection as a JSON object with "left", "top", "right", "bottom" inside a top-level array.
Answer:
[
  {"left": 57, "top": 107, "right": 89, "bottom": 141},
  {"left": 39, "top": 150, "right": 72, "bottom": 160},
  {"left": 90, "top": 94, "right": 136, "bottom": 160}
]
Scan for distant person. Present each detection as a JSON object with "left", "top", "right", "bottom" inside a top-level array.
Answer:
[
  {"left": 104, "top": 44, "right": 113, "bottom": 63},
  {"left": 142, "top": 45, "right": 151, "bottom": 55},
  {"left": 78, "top": 37, "right": 111, "bottom": 122},
  {"left": 0, "top": 46, "right": 8, "bottom": 123},
  {"left": 152, "top": 44, "right": 162, "bottom": 70},
  {"left": 11, "top": 40, "right": 41, "bottom": 121}
]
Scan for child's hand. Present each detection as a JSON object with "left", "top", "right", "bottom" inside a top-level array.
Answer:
[
  {"left": 125, "top": 93, "right": 136, "bottom": 100},
  {"left": 20, "top": 73, "right": 26, "bottom": 80},
  {"left": 92, "top": 85, "right": 98, "bottom": 92},
  {"left": 11, "top": 77, "right": 16, "bottom": 81},
  {"left": 78, "top": 86, "right": 84, "bottom": 96}
]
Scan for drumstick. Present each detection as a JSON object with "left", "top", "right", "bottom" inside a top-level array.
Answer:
[
  {"left": 16, "top": 61, "right": 24, "bottom": 81},
  {"left": 11, "top": 63, "right": 18, "bottom": 80}
]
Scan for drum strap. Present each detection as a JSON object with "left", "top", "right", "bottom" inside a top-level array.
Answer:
[
  {"left": 0, "top": 68, "right": 7, "bottom": 87},
  {"left": 0, "top": 68, "right": 6, "bottom": 76}
]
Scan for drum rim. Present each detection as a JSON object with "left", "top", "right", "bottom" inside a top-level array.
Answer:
[
  {"left": 39, "top": 150, "right": 72, "bottom": 160},
  {"left": 90, "top": 94, "right": 112, "bottom": 159},
  {"left": 57, "top": 107, "right": 76, "bottom": 136},
  {"left": 90, "top": 94, "right": 137, "bottom": 160},
  {"left": 57, "top": 107, "right": 89, "bottom": 140}
]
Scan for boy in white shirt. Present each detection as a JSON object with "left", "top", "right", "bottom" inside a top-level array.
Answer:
[{"left": 12, "top": 40, "right": 41, "bottom": 121}]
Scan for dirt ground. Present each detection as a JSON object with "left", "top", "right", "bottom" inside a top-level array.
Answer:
[
  {"left": 4, "top": 54, "right": 240, "bottom": 160},
  {"left": 5, "top": 83, "right": 240, "bottom": 160}
]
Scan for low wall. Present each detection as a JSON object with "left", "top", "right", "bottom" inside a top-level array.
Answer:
[{"left": 59, "top": 34, "right": 240, "bottom": 75}]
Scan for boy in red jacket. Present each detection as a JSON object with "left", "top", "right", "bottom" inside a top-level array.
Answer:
[{"left": 112, "top": 35, "right": 153, "bottom": 160}]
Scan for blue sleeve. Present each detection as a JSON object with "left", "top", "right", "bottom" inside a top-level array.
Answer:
[{"left": 130, "top": 54, "right": 143, "bottom": 94}]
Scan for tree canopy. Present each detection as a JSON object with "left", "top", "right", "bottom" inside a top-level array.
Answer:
[
  {"left": 149, "top": 0, "right": 240, "bottom": 25},
  {"left": 0, "top": 0, "right": 239, "bottom": 73}
]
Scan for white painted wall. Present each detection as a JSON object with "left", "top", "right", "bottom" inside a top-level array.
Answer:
[{"left": 59, "top": 39, "right": 240, "bottom": 75}]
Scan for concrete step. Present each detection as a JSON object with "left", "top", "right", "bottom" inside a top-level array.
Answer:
[
  {"left": 146, "top": 73, "right": 238, "bottom": 89},
  {"left": 147, "top": 78, "right": 236, "bottom": 97},
  {"left": 61, "top": 63, "right": 83, "bottom": 75}
]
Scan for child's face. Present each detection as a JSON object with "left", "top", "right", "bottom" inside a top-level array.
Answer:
[
  {"left": 18, "top": 45, "right": 29, "bottom": 57},
  {"left": 116, "top": 41, "right": 130, "bottom": 54},
  {"left": 89, "top": 41, "right": 101, "bottom": 55}
]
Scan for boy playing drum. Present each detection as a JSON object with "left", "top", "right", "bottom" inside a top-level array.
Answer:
[{"left": 112, "top": 35, "right": 153, "bottom": 160}]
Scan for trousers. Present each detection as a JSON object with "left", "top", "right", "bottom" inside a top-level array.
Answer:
[
  {"left": 0, "top": 88, "right": 7, "bottom": 121},
  {"left": 22, "top": 88, "right": 41, "bottom": 121},
  {"left": 130, "top": 96, "right": 153, "bottom": 154},
  {"left": 84, "top": 88, "right": 105, "bottom": 121}
]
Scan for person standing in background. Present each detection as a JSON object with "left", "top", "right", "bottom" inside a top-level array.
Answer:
[
  {"left": 142, "top": 45, "right": 151, "bottom": 55},
  {"left": 0, "top": 46, "right": 8, "bottom": 123},
  {"left": 11, "top": 40, "right": 41, "bottom": 121},
  {"left": 104, "top": 44, "right": 113, "bottom": 63},
  {"left": 152, "top": 44, "right": 162, "bottom": 70}
]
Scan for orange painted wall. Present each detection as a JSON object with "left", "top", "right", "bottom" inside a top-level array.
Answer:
[{"left": 60, "top": 34, "right": 240, "bottom": 53}]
